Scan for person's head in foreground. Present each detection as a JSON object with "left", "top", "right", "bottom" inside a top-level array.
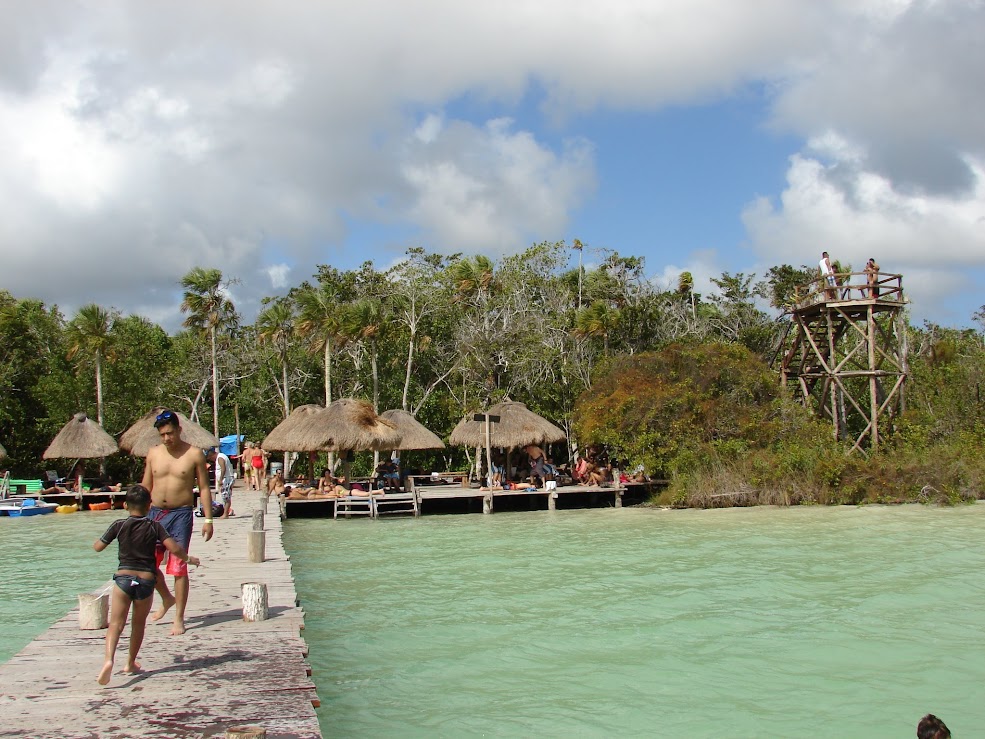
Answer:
[
  {"left": 125, "top": 484, "right": 151, "bottom": 515},
  {"left": 917, "top": 713, "right": 951, "bottom": 739},
  {"left": 153, "top": 409, "right": 181, "bottom": 448}
]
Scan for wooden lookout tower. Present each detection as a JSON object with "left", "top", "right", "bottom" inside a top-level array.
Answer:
[{"left": 779, "top": 270, "right": 908, "bottom": 453}]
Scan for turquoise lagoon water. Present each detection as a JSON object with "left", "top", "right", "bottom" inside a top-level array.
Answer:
[
  {"left": 286, "top": 505, "right": 985, "bottom": 738},
  {"left": 4, "top": 505, "right": 985, "bottom": 737}
]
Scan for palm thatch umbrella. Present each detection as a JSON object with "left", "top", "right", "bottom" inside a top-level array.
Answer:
[
  {"left": 449, "top": 401, "right": 565, "bottom": 448},
  {"left": 261, "top": 400, "right": 402, "bottom": 481},
  {"left": 44, "top": 413, "right": 118, "bottom": 460},
  {"left": 450, "top": 401, "right": 565, "bottom": 483},
  {"left": 261, "top": 404, "right": 330, "bottom": 481},
  {"left": 119, "top": 407, "right": 219, "bottom": 457},
  {"left": 43, "top": 412, "right": 119, "bottom": 495},
  {"left": 261, "top": 405, "right": 330, "bottom": 452},
  {"left": 378, "top": 409, "right": 445, "bottom": 451},
  {"left": 318, "top": 399, "right": 402, "bottom": 452}
]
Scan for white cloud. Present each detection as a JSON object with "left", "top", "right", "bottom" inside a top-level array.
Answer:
[
  {"left": 402, "top": 117, "right": 595, "bottom": 252},
  {"left": 265, "top": 264, "right": 291, "bottom": 290},
  {"left": 0, "top": 0, "right": 981, "bottom": 327}
]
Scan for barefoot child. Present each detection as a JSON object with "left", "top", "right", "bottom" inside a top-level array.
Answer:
[{"left": 93, "top": 484, "right": 201, "bottom": 685}]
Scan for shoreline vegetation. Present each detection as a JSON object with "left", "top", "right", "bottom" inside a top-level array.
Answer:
[{"left": 2, "top": 243, "right": 983, "bottom": 508}]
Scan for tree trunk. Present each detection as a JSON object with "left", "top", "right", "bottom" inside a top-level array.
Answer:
[
  {"left": 281, "top": 358, "right": 290, "bottom": 418},
  {"left": 371, "top": 339, "right": 380, "bottom": 467},
  {"left": 402, "top": 331, "right": 415, "bottom": 411},
  {"left": 96, "top": 351, "right": 106, "bottom": 476},
  {"left": 324, "top": 337, "right": 333, "bottom": 405},
  {"left": 210, "top": 326, "right": 220, "bottom": 440}
]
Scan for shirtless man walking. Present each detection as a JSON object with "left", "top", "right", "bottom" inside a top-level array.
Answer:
[{"left": 140, "top": 410, "right": 214, "bottom": 636}]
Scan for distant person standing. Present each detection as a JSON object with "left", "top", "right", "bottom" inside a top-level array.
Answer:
[
  {"left": 206, "top": 448, "right": 235, "bottom": 519},
  {"left": 865, "top": 257, "right": 880, "bottom": 298},
  {"left": 819, "top": 251, "right": 837, "bottom": 300},
  {"left": 252, "top": 445, "right": 269, "bottom": 492}
]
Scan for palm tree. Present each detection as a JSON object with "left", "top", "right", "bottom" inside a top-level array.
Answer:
[
  {"left": 341, "top": 299, "right": 384, "bottom": 412},
  {"left": 574, "top": 302, "right": 622, "bottom": 356},
  {"left": 449, "top": 255, "right": 495, "bottom": 304},
  {"left": 296, "top": 284, "right": 346, "bottom": 406},
  {"left": 180, "top": 267, "right": 236, "bottom": 440},
  {"left": 256, "top": 298, "right": 297, "bottom": 419},
  {"left": 65, "top": 304, "right": 117, "bottom": 428}
]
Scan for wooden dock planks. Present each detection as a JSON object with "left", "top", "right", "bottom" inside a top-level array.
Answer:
[{"left": 0, "top": 488, "right": 322, "bottom": 739}]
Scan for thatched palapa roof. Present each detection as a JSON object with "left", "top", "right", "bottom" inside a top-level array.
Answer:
[
  {"left": 119, "top": 407, "right": 220, "bottom": 457},
  {"left": 262, "top": 398, "right": 401, "bottom": 452},
  {"left": 261, "top": 404, "right": 329, "bottom": 452},
  {"left": 43, "top": 412, "right": 118, "bottom": 459},
  {"left": 449, "top": 401, "right": 565, "bottom": 448},
  {"left": 379, "top": 409, "right": 445, "bottom": 450}
]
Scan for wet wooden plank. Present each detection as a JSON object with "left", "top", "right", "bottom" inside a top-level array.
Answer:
[{"left": 0, "top": 485, "right": 322, "bottom": 738}]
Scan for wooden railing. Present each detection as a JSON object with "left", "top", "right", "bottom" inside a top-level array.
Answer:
[{"left": 794, "top": 272, "right": 903, "bottom": 309}]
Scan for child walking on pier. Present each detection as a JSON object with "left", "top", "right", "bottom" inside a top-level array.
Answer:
[{"left": 93, "top": 484, "right": 201, "bottom": 685}]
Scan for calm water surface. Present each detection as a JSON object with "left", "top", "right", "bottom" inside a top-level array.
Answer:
[
  {"left": 4, "top": 506, "right": 985, "bottom": 737},
  {"left": 286, "top": 505, "right": 985, "bottom": 738},
  {"left": 0, "top": 511, "right": 117, "bottom": 662}
]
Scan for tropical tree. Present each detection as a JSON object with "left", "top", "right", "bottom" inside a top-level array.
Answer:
[
  {"left": 180, "top": 267, "right": 237, "bottom": 439},
  {"left": 65, "top": 303, "right": 117, "bottom": 427},
  {"left": 341, "top": 298, "right": 385, "bottom": 412},
  {"left": 256, "top": 298, "right": 297, "bottom": 419},
  {"left": 295, "top": 283, "right": 346, "bottom": 406},
  {"left": 388, "top": 248, "right": 452, "bottom": 410},
  {"left": 574, "top": 302, "right": 622, "bottom": 356}
]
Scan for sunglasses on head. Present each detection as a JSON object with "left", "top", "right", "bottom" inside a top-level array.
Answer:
[{"left": 155, "top": 410, "right": 178, "bottom": 426}]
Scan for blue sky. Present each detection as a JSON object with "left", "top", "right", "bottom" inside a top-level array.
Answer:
[{"left": 1, "top": 1, "right": 982, "bottom": 329}]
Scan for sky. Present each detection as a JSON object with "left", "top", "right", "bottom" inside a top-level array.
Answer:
[{"left": 1, "top": 0, "right": 983, "bottom": 330}]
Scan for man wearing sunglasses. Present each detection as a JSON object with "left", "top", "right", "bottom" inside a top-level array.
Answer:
[{"left": 140, "top": 409, "right": 214, "bottom": 636}]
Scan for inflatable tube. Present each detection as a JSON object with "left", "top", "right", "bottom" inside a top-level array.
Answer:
[
  {"left": 56, "top": 504, "right": 79, "bottom": 514},
  {"left": 88, "top": 502, "right": 112, "bottom": 511}
]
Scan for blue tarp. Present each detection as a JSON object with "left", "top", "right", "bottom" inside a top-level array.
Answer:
[{"left": 219, "top": 434, "right": 244, "bottom": 458}]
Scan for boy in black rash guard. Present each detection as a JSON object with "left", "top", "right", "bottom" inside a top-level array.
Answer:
[{"left": 93, "top": 484, "right": 201, "bottom": 685}]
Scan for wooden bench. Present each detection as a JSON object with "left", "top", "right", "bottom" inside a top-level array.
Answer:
[{"left": 405, "top": 472, "right": 470, "bottom": 492}]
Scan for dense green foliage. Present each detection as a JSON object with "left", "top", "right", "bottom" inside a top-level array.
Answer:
[{"left": 1, "top": 247, "right": 983, "bottom": 508}]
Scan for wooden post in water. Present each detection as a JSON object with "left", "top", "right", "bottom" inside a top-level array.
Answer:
[
  {"left": 252, "top": 509, "right": 264, "bottom": 532},
  {"left": 482, "top": 493, "right": 493, "bottom": 514},
  {"left": 247, "top": 530, "right": 266, "bottom": 563},
  {"left": 78, "top": 592, "right": 109, "bottom": 630},
  {"left": 241, "top": 582, "right": 269, "bottom": 621},
  {"left": 226, "top": 727, "right": 266, "bottom": 739},
  {"left": 547, "top": 491, "right": 557, "bottom": 511}
]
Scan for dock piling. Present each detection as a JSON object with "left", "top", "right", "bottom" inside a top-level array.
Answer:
[
  {"left": 226, "top": 726, "right": 266, "bottom": 738},
  {"left": 247, "top": 529, "right": 266, "bottom": 562},
  {"left": 241, "top": 581, "right": 269, "bottom": 621},
  {"left": 252, "top": 509, "right": 264, "bottom": 531}
]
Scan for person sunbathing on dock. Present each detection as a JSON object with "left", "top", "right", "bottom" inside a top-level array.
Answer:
[{"left": 268, "top": 470, "right": 287, "bottom": 496}]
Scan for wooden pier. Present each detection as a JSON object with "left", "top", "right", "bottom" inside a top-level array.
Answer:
[
  {"left": 0, "top": 489, "right": 321, "bottom": 738},
  {"left": 281, "top": 479, "right": 643, "bottom": 518}
]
